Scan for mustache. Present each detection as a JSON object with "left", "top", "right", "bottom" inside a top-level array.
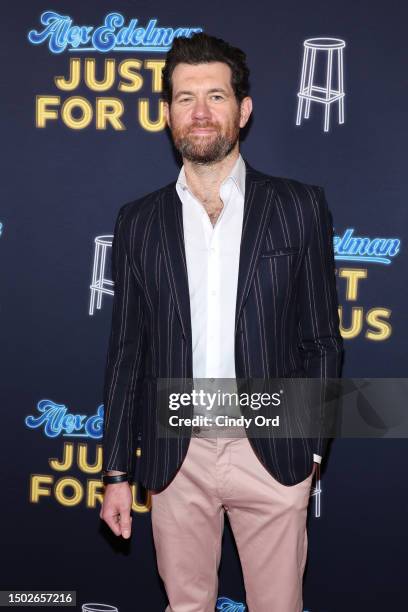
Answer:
[{"left": 188, "top": 122, "right": 219, "bottom": 130}]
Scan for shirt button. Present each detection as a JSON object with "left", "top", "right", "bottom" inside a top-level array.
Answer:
[{"left": 211, "top": 290, "right": 216, "bottom": 296}]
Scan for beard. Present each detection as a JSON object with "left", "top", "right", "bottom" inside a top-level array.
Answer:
[{"left": 170, "top": 110, "right": 241, "bottom": 164}]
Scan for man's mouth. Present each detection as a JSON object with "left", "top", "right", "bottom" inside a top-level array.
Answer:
[{"left": 190, "top": 128, "right": 216, "bottom": 135}]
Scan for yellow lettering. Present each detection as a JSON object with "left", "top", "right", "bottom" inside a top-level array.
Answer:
[
  {"left": 96, "top": 98, "right": 125, "bottom": 130},
  {"left": 85, "top": 58, "right": 115, "bottom": 91},
  {"left": 339, "top": 268, "right": 367, "bottom": 301},
  {"left": 118, "top": 59, "right": 143, "bottom": 92},
  {"left": 139, "top": 98, "right": 165, "bottom": 132},
  {"left": 49, "top": 442, "right": 73, "bottom": 472},
  {"left": 61, "top": 96, "right": 93, "bottom": 129},
  {"left": 55, "top": 58, "right": 81, "bottom": 90},
  {"left": 36, "top": 96, "right": 60, "bottom": 128},
  {"left": 145, "top": 60, "right": 165, "bottom": 92},
  {"left": 365, "top": 308, "right": 392, "bottom": 340}
]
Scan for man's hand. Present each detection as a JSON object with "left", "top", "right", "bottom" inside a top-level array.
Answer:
[{"left": 100, "top": 479, "right": 133, "bottom": 539}]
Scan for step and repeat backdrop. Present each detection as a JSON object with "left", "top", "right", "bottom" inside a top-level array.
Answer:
[{"left": 2, "top": 1, "right": 407, "bottom": 611}]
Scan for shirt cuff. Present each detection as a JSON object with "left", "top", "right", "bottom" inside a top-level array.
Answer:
[{"left": 313, "top": 453, "right": 322, "bottom": 464}]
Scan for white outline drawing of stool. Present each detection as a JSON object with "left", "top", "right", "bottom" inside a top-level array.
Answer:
[
  {"left": 89, "top": 235, "right": 114, "bottom": 316},
  {"left": 311, "top": 473, "right": 322, "bottom": 518},
  {"left": 296, "top": 37, "right": 346, "bottom": 132}
]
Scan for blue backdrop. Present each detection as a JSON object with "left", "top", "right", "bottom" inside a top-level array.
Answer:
[{"left": 1, "top": 1, "right": 407, "bottom": 610}]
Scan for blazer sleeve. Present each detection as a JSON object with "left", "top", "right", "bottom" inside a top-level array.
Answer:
[
  {"left": 102, "top": 204, "right": 145, "bottom": 475},
  {"left": 296, "top": 186, "right": 344, "bottom": 460}
]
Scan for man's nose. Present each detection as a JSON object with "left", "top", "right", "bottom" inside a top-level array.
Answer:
[{"left": 191, "top": 99, "right": 211, "bottom": 120}]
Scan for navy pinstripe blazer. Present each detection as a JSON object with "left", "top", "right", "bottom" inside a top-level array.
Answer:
[{"left": 102, "top": 159, "right": 344, "bottom": 488}]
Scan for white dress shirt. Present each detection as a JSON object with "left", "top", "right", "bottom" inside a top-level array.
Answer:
[{"left": 176, "top": 153, "right": 321, "bottom": 464}]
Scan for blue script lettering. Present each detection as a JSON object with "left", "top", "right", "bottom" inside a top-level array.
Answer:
[
  {"left": 85, "top": 404, "right": 104, "bottom": 438},
  {"left": 28, "top": 11, "right": 92, "bottom": 54},
  {"left": 93, "top": 13, "right": 124, "bottom": 53},
  {"left": 333, "top": 228, "right": 400, "bottom": 264},
  {"left": 28, "top": 11, "right": 202, "bottom": 53},
  {"left": 25, "top": 399, "right": 104, "bottom": 439},
  {"left": 216, "top": 597, "right": 246, "bottom": 612}
]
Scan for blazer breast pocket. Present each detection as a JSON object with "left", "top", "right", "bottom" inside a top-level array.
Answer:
[{"left": 260, "top": 246, "right": 299, "bottom": 258}]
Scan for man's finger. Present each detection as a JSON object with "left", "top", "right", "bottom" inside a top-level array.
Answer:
[
  {"left": 104, "top": 512, "right": 122, "bottom": 537},
  {"left": 120, "top": 514, "right": 132, "bottom": 539}
]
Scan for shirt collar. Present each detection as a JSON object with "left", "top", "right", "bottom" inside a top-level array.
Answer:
[{"left": 176, "top": 153, "right": 246, "bottom": 198}]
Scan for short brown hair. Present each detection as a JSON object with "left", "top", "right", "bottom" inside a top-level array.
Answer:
[{"left": 162, "top": 32, "right": 250, "bottom": 104}]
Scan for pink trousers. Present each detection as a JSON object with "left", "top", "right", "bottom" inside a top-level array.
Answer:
[{"left": 150, "top": 436, "right": 315, "bottom": 612}]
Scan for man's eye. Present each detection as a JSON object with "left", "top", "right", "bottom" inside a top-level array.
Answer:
[
  {"left": 211, "top": 95, "right": 223, "bottom": 101},
  {"left": 180, "top": 98, "right": 192, "bottom": 103}
]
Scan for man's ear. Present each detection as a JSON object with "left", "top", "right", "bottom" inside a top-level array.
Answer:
[
  {"left": 163, "top": 101, "right": 171, "bottom": 128},
  {"left": 239, "top": 96, "right": 253, "bottom": 129}
]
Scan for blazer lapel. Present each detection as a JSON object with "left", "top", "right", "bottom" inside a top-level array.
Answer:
[
  {"left": 158, "top": 187, "right": 192, "bottom": 347},
  {"left": 158, "top": 160, "right": 277, "bottom": 348},
  {"left": 235, "top": 161, "right": 277, "bottom": 333}
]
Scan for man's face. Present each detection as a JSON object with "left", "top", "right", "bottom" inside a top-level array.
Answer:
[{"left": 164, "top": 61, "right": 252, "bottom": 164}]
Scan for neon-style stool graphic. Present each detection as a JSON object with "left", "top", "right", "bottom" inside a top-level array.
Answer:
[
  {"left": 89, "top": 235, "right": 114, "bottom": 315},
  {"left": 82, "top": 604, "right": 118, "bottom": 612},
  {"left": 296, "top": 37, "right": 346, "bottom": 132},
  {"left": 311, "top": 462, "right": 322, "bottom": 518}
]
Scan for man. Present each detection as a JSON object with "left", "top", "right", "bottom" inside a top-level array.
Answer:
[{"left": 100, "top": 32, "right": 343, "bottom": 612}]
